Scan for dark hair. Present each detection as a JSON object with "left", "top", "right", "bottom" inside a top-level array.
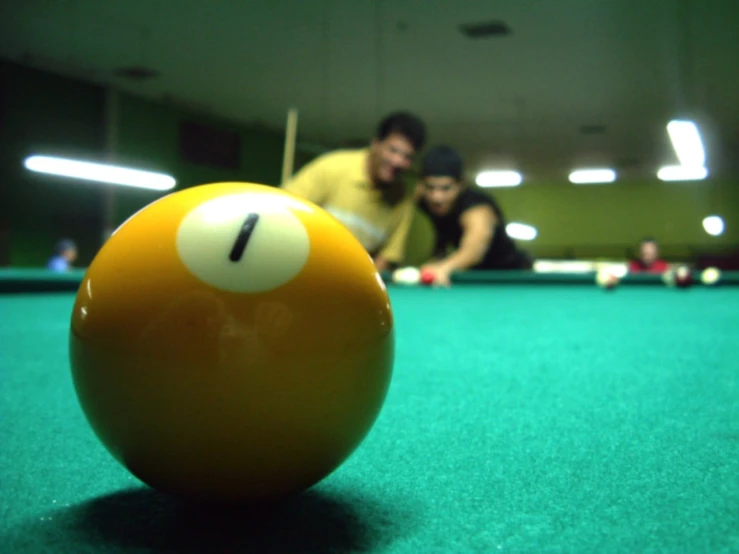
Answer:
[
  {"left": 376, "top": 112, "right": 427, "bottom": 151},
  {"left": 421, "top": 145, "right": 464, "bottom": 180}
]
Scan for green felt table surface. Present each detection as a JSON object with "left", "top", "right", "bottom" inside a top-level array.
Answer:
[{"left": 1, "top": 277, "right": 738, "bottom": 553}]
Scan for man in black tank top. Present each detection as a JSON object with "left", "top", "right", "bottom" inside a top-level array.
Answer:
[{"left": 415, "top": 145, "right": 533, "bottom": 285}]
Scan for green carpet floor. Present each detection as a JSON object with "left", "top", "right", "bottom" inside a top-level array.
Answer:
[{"left": 1, "top": 286, "right": 738, "bottom": 553}]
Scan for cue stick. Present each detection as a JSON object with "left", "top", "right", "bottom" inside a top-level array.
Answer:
[
  {"left": 102, "top": 87, "right": 119, "bottom": 244},
  {"left": 281, "top": 107, "right": 299, "bottom": 185}
]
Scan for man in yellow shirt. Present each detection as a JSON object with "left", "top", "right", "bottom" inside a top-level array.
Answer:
[{"left": 283, "top": 112, "right": 427, "bottom": 271}]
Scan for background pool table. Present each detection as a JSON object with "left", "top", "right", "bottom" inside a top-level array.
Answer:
[{"left": 1, "top": 270, "right": 738, "bottom": 553}]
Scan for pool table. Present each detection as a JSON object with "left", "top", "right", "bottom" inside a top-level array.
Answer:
[{"left": 1, "top": 269, "right": 738, "bottom": 553}]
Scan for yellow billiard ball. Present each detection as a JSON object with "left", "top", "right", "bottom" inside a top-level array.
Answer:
[{"left": 69, "top": 182, "right": 394, "bottom": 504}]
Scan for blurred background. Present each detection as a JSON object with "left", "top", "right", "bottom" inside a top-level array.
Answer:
[{"left": 0, "top": 0, "right": 737, "bottom": 268}]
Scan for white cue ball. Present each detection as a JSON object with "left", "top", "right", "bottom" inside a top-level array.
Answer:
[
  {"left": 392, "top": 266, "right": 421, "bottom": 285},
  {"left": 662, "top": 269, "right": 676, "bottom": 287},
  {"left": 596, "top": 268, "right": 618, "bottom": 289},
  {"left": 701, "top": 267, "right": 721, "bottom": 286}
]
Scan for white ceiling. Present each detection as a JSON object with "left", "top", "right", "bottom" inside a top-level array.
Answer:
[{"left": 1, "top": 0, "right": 737, "bottom": 182}]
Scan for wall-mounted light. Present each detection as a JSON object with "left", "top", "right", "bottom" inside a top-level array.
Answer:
[
  {"left": 24, "top": 155, "right": 176, "bottom": 191},
  {"left": 506, "top": 222, "right": 537, "bottom": 240},
  {"left": 702, "top": 215, "right": 724, "bottom": 236}
]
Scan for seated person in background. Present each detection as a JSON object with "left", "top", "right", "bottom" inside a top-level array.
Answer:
[
  {"left": 47, "top": 239, "right": 77, "bottom": 272},
  {"left": 283, "top": 111, "right": 427, "bottom": 272},
  {"left": 628, "top": 237, "right": 669, "bottom": 273},
  {"left": 415, "top": 145, "right": 533, "bottom": 286}
]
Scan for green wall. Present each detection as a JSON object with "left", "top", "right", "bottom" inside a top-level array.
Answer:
[
  {"left": 0, "top": 60, "right": 293, "bottom": 267},
  {"left": 0, "top": 62, "right": 107, "bottom": 266},
  {"left": 402, "top": 177, "right": 739, "bottom": 266},
  {"left": 111, "top": 93, "right": 287, "bottom": 228},
  {"left": 490, "top": 177, "right": 739, "bottom": 260},
  {"left": 1, "top": 60, "right": 736, "bottom": 268},
  {"left": 401, "top": 177, "right": 738, "bottom": 266}
]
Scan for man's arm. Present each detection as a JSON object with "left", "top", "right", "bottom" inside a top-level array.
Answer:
[
  {"left": 373, "top": 256, "right": 393, "bottom": 272},
  {"left": 435, "top": 205, "right": 496, "bottom": 273}
]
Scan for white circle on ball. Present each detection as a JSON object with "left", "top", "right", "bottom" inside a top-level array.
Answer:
[{"left": 176, "top": 193, "right": 310, "bottom": 293}]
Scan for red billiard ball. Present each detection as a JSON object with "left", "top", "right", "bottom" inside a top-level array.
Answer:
[{"left": 420, "top": 269, "right": 435, "bottom": 286}]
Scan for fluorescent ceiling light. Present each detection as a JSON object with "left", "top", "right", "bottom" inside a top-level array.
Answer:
[
  {"left": 657, "top": 165, "right": 708, "bottom": 181},
  {"left": 702, "top": 215, "right": 724, "bottom": 236},
  {"left": 24, "top": 155, "right": 176, "bottom": 190},
  {"left": 506, "top": 222, "right": 537, "bottom": 241},
  {"left": 667, "top": 120, "right": 705, "bottom": 168},
  {"left": 476, "top": 170, "right": 522, "bottom": 188},
  {"left": 569, "top": 168, "right": 616, "bottom": 184}
]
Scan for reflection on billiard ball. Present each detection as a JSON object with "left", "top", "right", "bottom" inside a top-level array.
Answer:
[{"left": 69, "top": 182, "right": 394, "bottom": 505}]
